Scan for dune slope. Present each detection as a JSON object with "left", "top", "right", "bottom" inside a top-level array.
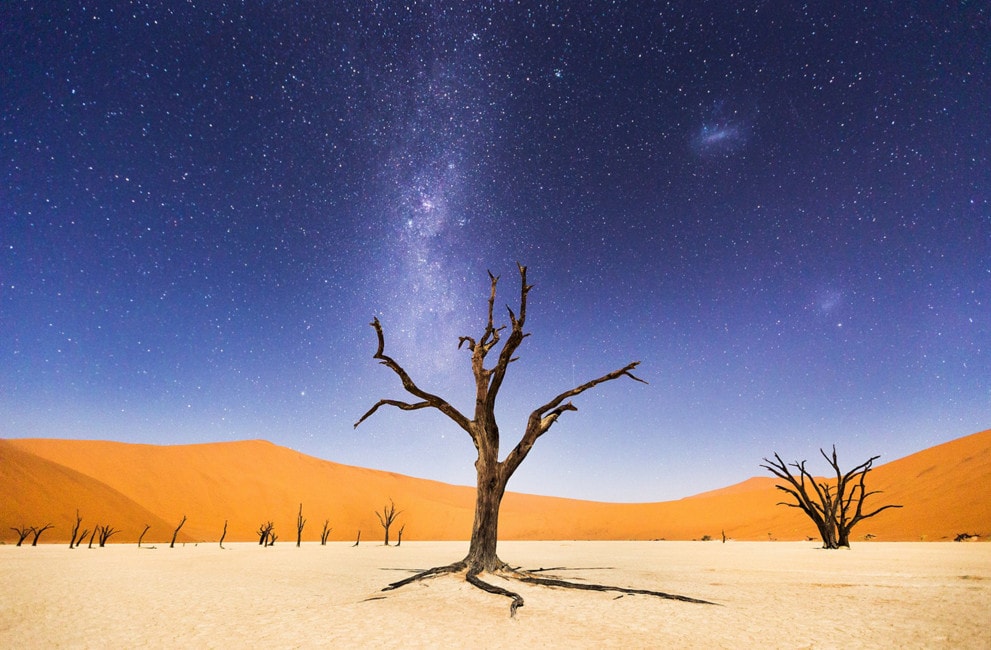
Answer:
[{"left": 2, "top": 429, "right": 988, "bottom": 543}]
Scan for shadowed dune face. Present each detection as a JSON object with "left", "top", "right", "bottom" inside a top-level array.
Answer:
[{"left": 2, "top": 429, "right": 989, "bottom": 544}]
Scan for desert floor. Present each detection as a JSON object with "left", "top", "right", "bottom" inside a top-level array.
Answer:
[{"left": 2, "top": 540, "right": 988, "bottom": 648}]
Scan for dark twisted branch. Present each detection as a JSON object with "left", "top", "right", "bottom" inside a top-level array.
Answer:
[
  {"left": 505, "top": 360, "right": 647, "bottom": 475},
  {"left": 353, "top": 317, "right": 472, "bottom": 433}
]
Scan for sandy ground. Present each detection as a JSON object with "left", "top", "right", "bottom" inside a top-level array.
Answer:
[{"left": 2, "top": 541, "right": 988, "bottom": 648}]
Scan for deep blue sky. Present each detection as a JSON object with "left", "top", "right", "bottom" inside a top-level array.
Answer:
[{"left": 3, "top": 2, "right": 988, "bottom": 501}]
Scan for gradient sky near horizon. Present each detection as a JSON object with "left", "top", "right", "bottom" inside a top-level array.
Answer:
[{"left": 3, "top": 2, "right": 988, "bottom": 502}]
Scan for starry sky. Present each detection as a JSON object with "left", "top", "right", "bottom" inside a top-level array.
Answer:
[{"left": 3, "top": 2, "right": 989, "bottom": 502}]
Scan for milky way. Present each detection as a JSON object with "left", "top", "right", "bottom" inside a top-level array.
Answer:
[{"left": 2, "top": 3, "right": 988, "bottom": 501}]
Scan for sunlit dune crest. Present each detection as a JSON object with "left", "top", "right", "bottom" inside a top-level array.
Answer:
[{"left": 2, "top": 429, "right": 988, "bottom": 544}]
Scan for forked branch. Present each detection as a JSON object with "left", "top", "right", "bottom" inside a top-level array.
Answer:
[
  {"left": 504, "top": 360, "right": 647, "bottom": 475},
  {"left": 353, "top": 317, "right": 471, "bottom": 433}
]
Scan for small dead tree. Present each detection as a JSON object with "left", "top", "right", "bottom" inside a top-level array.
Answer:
[
  {"left": 296, "top": 503, "right": 306, "bottom": 548},
  {"left": 396, "top": 524, "right": 406, "bottom": 547},
  {"left": 138, "top": 524, "right": 151, "bottom": 547},
  {"left": 320, "top": 520, "right": 332, "bottom": 545},
  {"left": 375, "top": 499, "right": 402, "bottom": 546},
  {"left": 761, "top": 446, "right": 903, "bottom": 548},
  {"left": 97, "top": 525, "right": 118, "bottom": 547},
  {"left": 31, "top": 524, "right": 54, "bottom": 546},
  {"left": 10, "top": 526, "right": 31, "bottom": 546},
  {"left": 170, "top": 515, "right": 187, "bottom": 548},
  {"left": 355, "top": 265, "right": 712, "bottom": 614},
  {"left": 219, "top": 520, "right": 228, "bottom": 549},
  {"left": 87, "top": 527, "right": 98, "bottom": 549},
  {"left": 69, "top": 510, "right": 83, "bottom": 549},
  {"left": 257, "top": 521, "right": 274, "bottom": 546},
  {"left": 353, "top": 530, "right": 360, "bottom": 547}
]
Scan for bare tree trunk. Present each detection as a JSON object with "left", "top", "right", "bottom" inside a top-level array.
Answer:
[
  {"left": 352, "top": 530, "right": 360, "bottom": 547},
  {"left": 320, "top": 520, "right": 332, "bottom": 545},
  {"left": 69, "top": 510, "right": 83, "bottom": 549},
  {"left": 10, "top": 526, "right": 30, "bottom": 546},
  {"left": 296, "top": 503, "right": 305, "bottom": 548},
  {"left": 87, "top": 528, "right": 97, "bottom": 549},
  {"left": 464, "top": 463, "right": 508, "bottom": 572},
  {"left": 138, "top": 524, "right": 150, "bottom": 547},
  {"left": 31, "top": 524, "right": 54, "bottom": 546},
  {"left": 396, "top": 524, "right": 405, "bottom": 547},
  {"left": 170, "top": 515, "right": 187, "bottom": 548},
  {"left": 219, "top": 520, "right": 228, "bottom": 549},
  {"left": 376, "top": 499, "right": 402, "bottom": 546},
  {"left": 97, "top": 525, "right": 118, "bottom": 547}
]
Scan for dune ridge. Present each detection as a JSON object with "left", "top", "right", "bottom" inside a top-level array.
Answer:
[{"left": 2, "top": 429, "right": 988, "bottom": 544}]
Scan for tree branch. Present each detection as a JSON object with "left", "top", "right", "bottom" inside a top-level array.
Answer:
[
  {"left": 484, "top": 264, "right": 532, "bottom": 411},
  {"left": 503, "top": 360, "right": 646, "bottom": 475},
  {"left": 355, "top": 317, "right": 472, "bottom": 433}
]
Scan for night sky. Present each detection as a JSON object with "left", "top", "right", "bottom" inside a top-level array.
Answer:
[{"left": 3, "top": 3, "right": 988, "bottom": 502}]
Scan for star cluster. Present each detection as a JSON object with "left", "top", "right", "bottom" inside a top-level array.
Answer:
[{"left": 2, "top": 3, "right": 988, "bottom": 501}]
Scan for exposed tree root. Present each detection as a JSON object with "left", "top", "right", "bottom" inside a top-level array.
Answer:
[
  {"left": 517, "top": 574, "right": 717, "bottom": 605},
  {"left": 376, "top": 561, "right": 716, "bottom": 617},
  {"left": 467, "top": 570, "right": 525, "bottom": 616},
  {"left": 382, "top": 561, "right": 467, "bottom": 591}
]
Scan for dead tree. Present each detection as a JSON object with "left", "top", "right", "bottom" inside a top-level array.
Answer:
[
  {"left": 220, "top": 520, "right": 228, "bottom": 549},
  {"left": 97, "top": 525, "right": 118, "bottom": 547},
  {"left": 296, "top": 503, "right": 306, "bottom": 548},
  {"left": 10, "top": 526, "right": 31, "bottom": 546},
  {"left": 87, "top": 528, "right": 97, "bottom": 549},
  {"left": 170, "top": 515, "right": 187, "bottom": 548},
  {"left": 69, "top": 510, "right": 83, "bottom": 549},
  {"left": 352, "top": 530, "right": 360, "bottom": 547},
  {"left": 355, "top": 265, "right": 712, "bottom": 614},
  {"left": 320, "top": 520, "right": 332, "bottom": 545},
  {"left": 138, "top": 524, "right": 151, "bottom": 547},
  {"left": 396, "top": 524, "right": 406, "bottom": 547},
  {"left": 30, "top": 524, "right": 54, "bottom": 546},
  {"left": 257, "top": 521, "right": 274, "bottom": 546},
  {"left": 375, "top": 499, "right": 402, "bottom": 546},
  {"left": 761, "top": 446, "right": 903, "bottom": 548}
]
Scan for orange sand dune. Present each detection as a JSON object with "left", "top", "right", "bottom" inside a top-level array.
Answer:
[{"left": 2, "top": 429, "right": 989, "bottom": 544}]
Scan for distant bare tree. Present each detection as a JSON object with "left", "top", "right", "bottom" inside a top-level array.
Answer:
[
  {"left": 353, "top": 530, "right": 360, "bottom": 547},
  {"left": 396, "top": 524, "right": 406, "bottom": 547},
  {"left": 138, "top": 524, "right": 151, "bottom": 547},
  {"left": 219, "top": 520, "right": 228, "bottom": 549},
  {"left": 170, "top": 515, "right": 187, "bottom": 548},
  {"left": 296, "top": 503, "right": 306, "bottom": 548},
  {"left": 376, "top": 499, "right": 403, "bottom": 546},
  {"left": 10, "top": 526, "right": 31, "bottom": 546},
  {"left": 257, "top": 521, "right": 274, "bottom": 546},
  {"left": 762, "top": 446, "right": 903, "bottom": 548},
  {"left": 30, "top": 524, "right": 54, "bottom": 546},
  {"left": 97, "top": 525, "right": 119, "bottom": 547},
  {"left": 320, "top": 519, "right": 332, "bottom": 545},
  {"left": 69, "top": 510, "right": 83, "bottom": 549},
  {"left": 87, "top": 527, "right": 98, "bottom": 549}
]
